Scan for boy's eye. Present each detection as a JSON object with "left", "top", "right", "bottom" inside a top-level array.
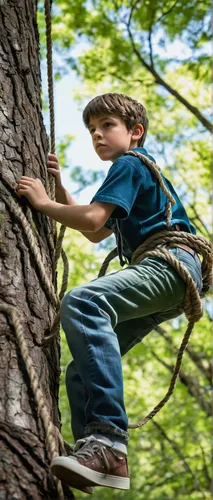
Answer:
[
  {"left": 104, "top": 122, "right": 112, "bottom": 128},
  {"left": 89, "top": 128, "right": 95, "bottom": 134}
]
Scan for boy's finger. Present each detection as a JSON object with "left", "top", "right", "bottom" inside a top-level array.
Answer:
[
  {"left": 19, "top": 176, "right": 36, "bottom": 183},
  {"left": 18, "top": 181, "right": 33, "bottom": 187},
  {"left": 48, "top": 153, "right": 58, "bottom": 161},
  {"left": 47, "top": 161, "right": 59, "bottom": 169},
  {"left": 47, "top": 168, "right": 59, "bottom": 175}
]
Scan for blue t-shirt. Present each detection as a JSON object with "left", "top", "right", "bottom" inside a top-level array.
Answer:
[{"left": 91, "top": 147, "right": 196, "bottom": 263}]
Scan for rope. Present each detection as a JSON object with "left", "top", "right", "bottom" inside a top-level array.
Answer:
[
  {"left": 44, "top": 0, "right": 55, "bottom": 156},
  {"left": 44, "top": 0, "right": 55, "bottom": 205},
  {"left": 129, "top": 321, "right": 194, "bottom": 428},
  {"left": 55, "top": 225, "right": 67, "bottom": 269},
  {"left": 44, "top": 0, "right": 67, "bottom": 279},
  {"left": 1, "top": 2, "right": 70, "bottom": 496},
  {"left": 98, "top": 247, "right": 118, "bottom": 277},
  {"left": 1, "top": 192, "right": 59, "bottom": 309},
  {"left": 98, "top": 150, "right": 212, "bottom": 428},
  {"left": 0, "top": 304, "right": 64, "bottom": 499}
]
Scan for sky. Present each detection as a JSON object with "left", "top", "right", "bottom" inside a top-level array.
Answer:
[{"left": 43, "top": 69, "right": 111, "bottom": 204}]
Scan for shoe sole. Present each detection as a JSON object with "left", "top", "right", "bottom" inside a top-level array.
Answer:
[{"left": 50, "top": 457, "right": 130, "bottom": 490}]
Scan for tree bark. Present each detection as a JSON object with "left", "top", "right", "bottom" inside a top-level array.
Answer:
[{"left": 0, "top": 1, "right": 73, "bottom": 498}]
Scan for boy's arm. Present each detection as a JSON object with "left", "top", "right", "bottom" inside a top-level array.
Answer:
[
  {"left": 17, "top": 177, "right": 115, "bottom": 238},
  {"left": 53, "top": 185, "right": 113, "bottom": 243}
]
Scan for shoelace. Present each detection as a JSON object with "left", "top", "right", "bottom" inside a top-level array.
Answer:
[{"left": 71, "top": 439, "right": 111, "bottom": 472}]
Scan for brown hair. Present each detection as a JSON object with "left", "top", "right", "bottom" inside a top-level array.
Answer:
[{"left": 83, "top": 93, "right": 149, "bottom": 146}]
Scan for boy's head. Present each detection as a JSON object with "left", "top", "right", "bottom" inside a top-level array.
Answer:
[{"left": 83, "top": 93, "right": 149, "bottom": 162}]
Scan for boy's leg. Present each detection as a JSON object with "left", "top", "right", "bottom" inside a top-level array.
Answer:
[
  {"left": 51, "top": 249, "right": 202, "bottom": 489},
  {"left": 66, "top": 304, "right": 185, "bottom": 445},
  {"left": 65, "top": 360, "right": 88, "bottom": 443},
  {"left": 65, "top": 314, "right": 162, "bottom": 444},
  {"left": 61, "top": 254, "right": 187, "bottom": 439}
]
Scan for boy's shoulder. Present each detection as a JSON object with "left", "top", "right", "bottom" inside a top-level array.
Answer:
[
  {"left": 113, "top": 148, "right": 156, "bottom": 169},
  {"left": 109, "top": 149, "right": 156, "bottom": 184}
]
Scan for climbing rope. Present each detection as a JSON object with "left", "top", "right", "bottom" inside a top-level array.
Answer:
[
  {"left": 44, "top": 0, "right": 55, "bottom": 155},
  {"left": 99, "top": 150, "right": 212, "bottom": 429},
  {"left": 44, "top": 0, "right": 67, "bottom": 298}
]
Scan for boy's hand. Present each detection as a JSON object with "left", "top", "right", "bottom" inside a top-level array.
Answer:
[
  {"left": 47, "top": 154, "right": 63, "bottom": 190},
  {"left": 17, "top": 177, "right": 50, "bottom": 211}
]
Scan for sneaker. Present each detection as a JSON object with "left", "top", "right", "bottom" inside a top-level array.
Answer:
[
  {"left": 50, "top": 435, "right": 130, "bottom": 491},
  {"left": 58, "top": 441, "right": 94, "bottom": 494}
]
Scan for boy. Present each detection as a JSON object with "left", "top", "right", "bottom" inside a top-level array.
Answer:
[{"left": 17, "top": 93, "right": 202, "bottom": 493}]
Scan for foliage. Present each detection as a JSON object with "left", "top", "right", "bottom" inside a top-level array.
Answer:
[{"left": 57, "top": 134, "right": 75, "bottom": 167}]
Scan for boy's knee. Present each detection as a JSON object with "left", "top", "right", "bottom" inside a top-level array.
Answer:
[
  {"left": 65, "top": 360, "right": 76, "bottom": 383},
  {"left": 60, "top": 285, "right": 91, "bottom": 316}
]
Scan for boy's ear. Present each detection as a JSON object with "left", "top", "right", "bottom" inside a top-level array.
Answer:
[{"left": 132, "top": 124, "right": 144, "bottom": 141}]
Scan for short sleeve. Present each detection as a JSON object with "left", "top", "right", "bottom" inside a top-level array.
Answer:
[{"left": 91, "top": 156, "right": 145, "bottom": 219}]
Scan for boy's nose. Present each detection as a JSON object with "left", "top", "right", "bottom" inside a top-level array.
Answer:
[{"left": 93, "top": 129, "right": 103, "bottom": 139}]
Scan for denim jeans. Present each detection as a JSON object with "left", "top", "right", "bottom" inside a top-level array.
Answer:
[{"left": 60, "top": 248, "right": 202, "bottom": 445}]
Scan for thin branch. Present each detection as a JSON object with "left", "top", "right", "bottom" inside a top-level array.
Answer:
[
  {"left": 199, "top": 440, "right": 211, "bottom": 483},
  {"left": 150, "top": 349, "right": 211, "bottom": 416},
  {"left": 155, "top": 325, "right": 211, "bottom": 383},
  {"left": 152, "top": 420, "right": 206, "bottom": 499},
  {"left": 155, "top": 0, "right": 180, "bottom": 25},
  {"left": 190, "top": 217, "right": 210, "bottom": 237},
  {"left": 148, "top": 27, "right": 154, "bottom": 68},
  {"left": 127, "top": 0, "right": 141, "bottom": 29},
  {"left": 108, "top": 70, "right": 155, "bottom": 87},
  {"left": 189, "top": 203, "right": 211, "bottom": 238}
]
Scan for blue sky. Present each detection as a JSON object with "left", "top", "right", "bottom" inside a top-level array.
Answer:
[{"left": 43, "top": 68, "right": 111, "bottom": 204}]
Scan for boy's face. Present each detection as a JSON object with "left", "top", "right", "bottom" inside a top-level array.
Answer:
[{"left": 88, "top": 114, "right": 142, "bottom": 162}]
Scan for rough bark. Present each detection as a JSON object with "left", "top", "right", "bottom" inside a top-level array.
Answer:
[{"left": 0, "top": 1, "right": 73, "bottom": 498}]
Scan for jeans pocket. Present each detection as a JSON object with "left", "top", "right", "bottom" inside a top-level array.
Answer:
[{"left": 168, "top": 248, "right": 203, "bottom": 294}]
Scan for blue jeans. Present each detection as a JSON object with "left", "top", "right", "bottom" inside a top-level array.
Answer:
[{"left": 60, "top": 248, "right": 202, "bottom": 445}]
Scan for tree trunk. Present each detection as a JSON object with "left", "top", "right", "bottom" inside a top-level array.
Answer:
[{"left": 0, "top": 2, "right": 73, "bottom": 498}]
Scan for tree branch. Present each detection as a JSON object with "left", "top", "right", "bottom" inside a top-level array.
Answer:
[
  {"left": 189, "top": 203, "right": 211, "bottom": 238},
  {"left": 155, "top": 0, "right": 180, "bottom": 25},
  {"left": 127, "top": 0, "right": 141, "bottom": 29},
  {"left": 126, "top": 23, "right": 212, "bottom": 131},
  {"left": 150, "top": 349, "right": 211, "bottom": 416},
  {"left": 148, "top": 27, "right": 154, "bottom": 68},
  {"left": 152, "top": 420, "right": 206, "bottom": 498},
  {"left": 155, "top": 325, "right": 211, "bottom": 383}
]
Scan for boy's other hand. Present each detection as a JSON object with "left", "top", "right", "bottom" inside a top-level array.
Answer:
[
  {"left": 17, "top": 177, "right": 50, "bottom": 211},
  {"left": 47, "top": 154, "right": 63, "bottom": 190}
]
